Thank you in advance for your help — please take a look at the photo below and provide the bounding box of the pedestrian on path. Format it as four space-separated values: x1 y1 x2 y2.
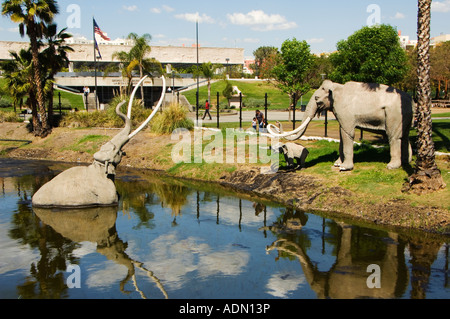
202 100 212 120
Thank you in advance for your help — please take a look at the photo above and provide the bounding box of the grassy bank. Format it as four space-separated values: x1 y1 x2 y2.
182 79 314 110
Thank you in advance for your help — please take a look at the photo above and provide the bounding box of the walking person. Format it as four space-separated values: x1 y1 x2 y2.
202 100 212 120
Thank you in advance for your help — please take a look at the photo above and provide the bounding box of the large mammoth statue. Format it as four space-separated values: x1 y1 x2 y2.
268 80 414 171
32 76 166 207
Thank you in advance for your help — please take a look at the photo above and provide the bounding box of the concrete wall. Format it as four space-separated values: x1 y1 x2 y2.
0 41 244 65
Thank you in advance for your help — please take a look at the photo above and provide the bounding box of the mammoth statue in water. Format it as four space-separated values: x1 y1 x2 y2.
268 80 414 171
32 76 166 207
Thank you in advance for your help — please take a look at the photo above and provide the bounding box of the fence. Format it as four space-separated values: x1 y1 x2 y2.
192 92 331 138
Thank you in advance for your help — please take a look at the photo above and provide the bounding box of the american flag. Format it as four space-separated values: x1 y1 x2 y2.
93 19 110 41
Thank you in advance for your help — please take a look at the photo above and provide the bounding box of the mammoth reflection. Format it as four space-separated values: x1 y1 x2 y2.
264 207 445 299
33 206 168 299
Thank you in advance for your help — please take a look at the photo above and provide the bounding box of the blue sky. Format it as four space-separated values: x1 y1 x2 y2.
1 0 449 58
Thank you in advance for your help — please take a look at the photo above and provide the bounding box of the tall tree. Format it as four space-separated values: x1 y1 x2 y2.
200 62 219 103
113 33 162 104
1 49 34 118
271 38 315 106
40 24 73 125
252 46 278 78
329 24 408 86
407 0 446 194
430 41 450 99
2 0 59 137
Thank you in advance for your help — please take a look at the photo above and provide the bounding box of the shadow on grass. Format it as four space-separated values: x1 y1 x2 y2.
305 141 415 175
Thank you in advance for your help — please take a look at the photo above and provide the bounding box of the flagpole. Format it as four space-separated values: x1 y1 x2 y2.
196 20 199 124
93 17 98 111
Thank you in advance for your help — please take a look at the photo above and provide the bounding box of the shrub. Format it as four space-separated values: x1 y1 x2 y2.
150 103 194 134
59 95 153 128
0 110 21 123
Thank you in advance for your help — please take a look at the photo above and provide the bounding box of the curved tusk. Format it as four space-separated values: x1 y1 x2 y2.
128 76 166 139
267 117 312 138
127 75 149 119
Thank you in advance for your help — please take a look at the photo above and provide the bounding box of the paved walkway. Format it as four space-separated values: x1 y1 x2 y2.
189 109 449 123
189 110 336 123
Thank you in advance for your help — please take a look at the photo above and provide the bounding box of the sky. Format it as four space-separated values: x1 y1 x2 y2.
1 0 449 58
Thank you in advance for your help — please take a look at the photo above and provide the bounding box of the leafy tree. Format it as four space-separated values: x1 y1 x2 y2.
396 47 418 93
259 50 279 80
430 41 450 99
329 24 408 86
308 54 334 88
406 0 445 194
2 0 59 137
252 46 278 78
271 38 315 105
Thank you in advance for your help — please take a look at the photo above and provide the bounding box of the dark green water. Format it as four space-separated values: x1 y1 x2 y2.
0 158 448 299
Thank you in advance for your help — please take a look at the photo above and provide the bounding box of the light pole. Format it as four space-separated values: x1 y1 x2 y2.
226 58 230 79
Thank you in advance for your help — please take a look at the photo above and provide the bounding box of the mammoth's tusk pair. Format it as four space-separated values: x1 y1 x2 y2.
127 75 167 139
267 117 312 138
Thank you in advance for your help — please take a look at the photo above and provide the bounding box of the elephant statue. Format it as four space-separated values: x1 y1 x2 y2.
32 75 166 207
268 80 414 171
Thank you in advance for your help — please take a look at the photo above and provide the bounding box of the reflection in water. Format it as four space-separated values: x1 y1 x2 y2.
264 207 446 299
33 207 168 299
0 159 448 299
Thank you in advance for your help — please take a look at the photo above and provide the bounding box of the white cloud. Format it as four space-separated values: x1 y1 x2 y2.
227 10 297 31
393 12 405 19
432 0 450 12
151 5 175 14
162 5 175 13
307 38 325 44
123 5 138 12
8 27 19 33
175 12 214 24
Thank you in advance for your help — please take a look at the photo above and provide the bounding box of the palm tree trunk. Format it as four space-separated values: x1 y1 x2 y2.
139 64 145 106
406 0 446 194
28 24 50 137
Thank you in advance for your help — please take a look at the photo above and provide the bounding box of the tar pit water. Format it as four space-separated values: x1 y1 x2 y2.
0 158 448 299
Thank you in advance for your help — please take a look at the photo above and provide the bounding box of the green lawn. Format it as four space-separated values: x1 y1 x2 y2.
1 75 83 113
182 79 313 110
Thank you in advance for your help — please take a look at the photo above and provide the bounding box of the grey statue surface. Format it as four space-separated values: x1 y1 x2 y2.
32 76 166 207
268 80 414 171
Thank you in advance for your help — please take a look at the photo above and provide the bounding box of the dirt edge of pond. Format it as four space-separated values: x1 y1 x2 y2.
1 123 449 236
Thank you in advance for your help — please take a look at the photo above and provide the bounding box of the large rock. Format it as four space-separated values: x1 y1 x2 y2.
32 163 118 207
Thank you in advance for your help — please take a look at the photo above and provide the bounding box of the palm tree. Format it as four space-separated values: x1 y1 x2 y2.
112 50 138 96
1 48 38 128
200 62 219 103
2 0 59 137
127 33 162 105
113 33 162 103
407 0 446 193
40 24 73 124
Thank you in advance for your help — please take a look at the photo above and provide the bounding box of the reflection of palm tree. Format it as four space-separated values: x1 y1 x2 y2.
154 183 191 218
10 198 75 299
34 206 168 299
